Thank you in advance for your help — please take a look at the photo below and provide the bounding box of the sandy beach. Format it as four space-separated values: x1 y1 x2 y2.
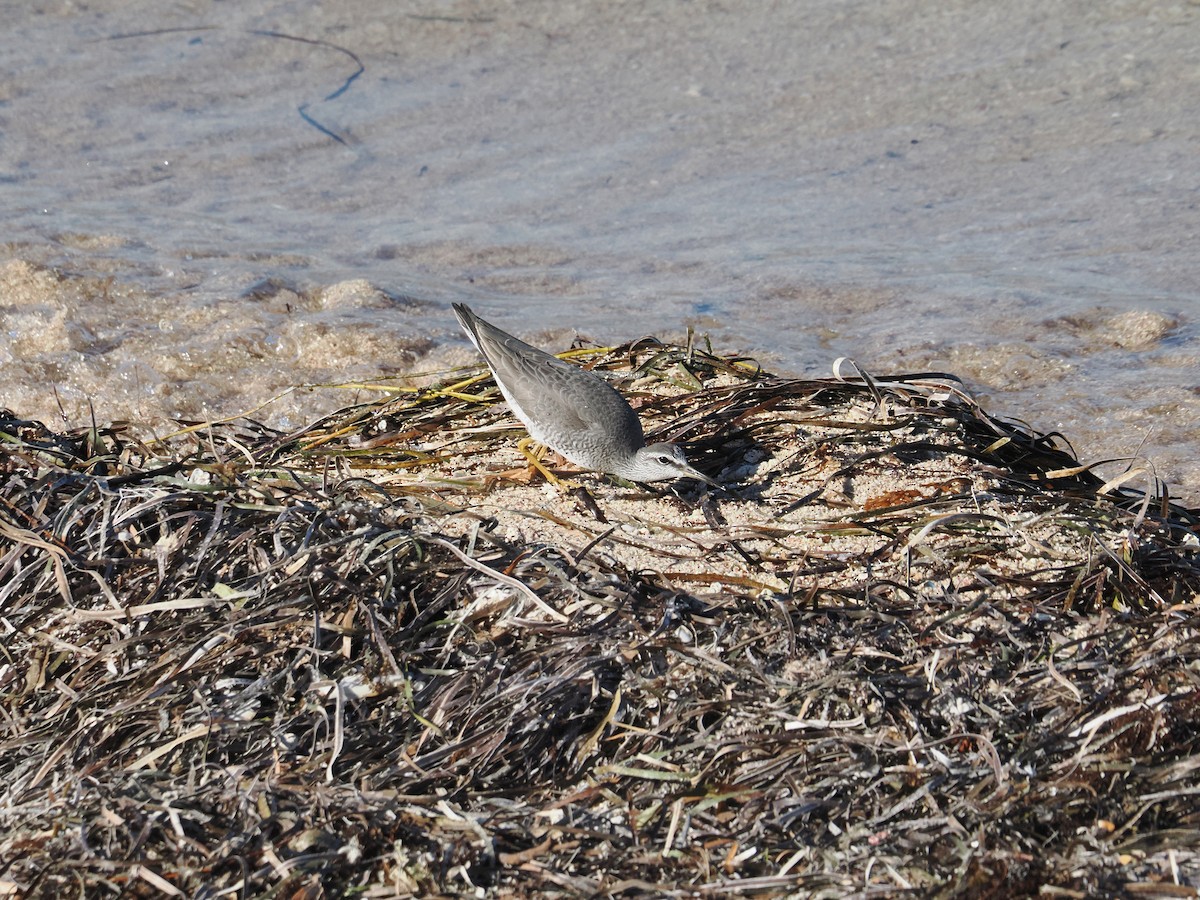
3 2 1200 895
2 335 1198 896
2 0 1198 501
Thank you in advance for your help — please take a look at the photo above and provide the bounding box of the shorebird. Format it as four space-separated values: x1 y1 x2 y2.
453 303 717 486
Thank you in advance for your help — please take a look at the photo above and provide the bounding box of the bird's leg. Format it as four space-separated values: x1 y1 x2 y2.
517 438 582 491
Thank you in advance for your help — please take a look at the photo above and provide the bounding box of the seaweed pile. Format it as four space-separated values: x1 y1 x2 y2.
2 339 1198 898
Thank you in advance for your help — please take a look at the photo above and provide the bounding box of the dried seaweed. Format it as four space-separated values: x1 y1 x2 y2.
2 341 1198 898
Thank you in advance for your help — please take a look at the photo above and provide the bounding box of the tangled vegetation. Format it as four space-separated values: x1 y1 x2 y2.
2 339 1198 897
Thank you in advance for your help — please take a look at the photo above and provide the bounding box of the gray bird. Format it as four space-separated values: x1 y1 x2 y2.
453 303 717 485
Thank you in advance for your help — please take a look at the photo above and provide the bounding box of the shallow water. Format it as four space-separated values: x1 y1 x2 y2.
3 1 1198 500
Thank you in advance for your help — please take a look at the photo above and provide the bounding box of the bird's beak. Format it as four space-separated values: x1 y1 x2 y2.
682 465 722 489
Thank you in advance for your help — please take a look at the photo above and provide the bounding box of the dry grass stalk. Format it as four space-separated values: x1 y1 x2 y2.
1 339 1198 898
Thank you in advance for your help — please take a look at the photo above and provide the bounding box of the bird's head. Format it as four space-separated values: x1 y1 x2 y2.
621 442 719 486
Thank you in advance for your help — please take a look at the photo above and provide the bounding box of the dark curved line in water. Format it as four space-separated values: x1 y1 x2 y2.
249 29 365 145
104 26 364 146
297 102 348 147
248 29 365 103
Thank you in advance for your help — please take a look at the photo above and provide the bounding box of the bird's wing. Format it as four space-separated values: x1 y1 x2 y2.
454 303 644 444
